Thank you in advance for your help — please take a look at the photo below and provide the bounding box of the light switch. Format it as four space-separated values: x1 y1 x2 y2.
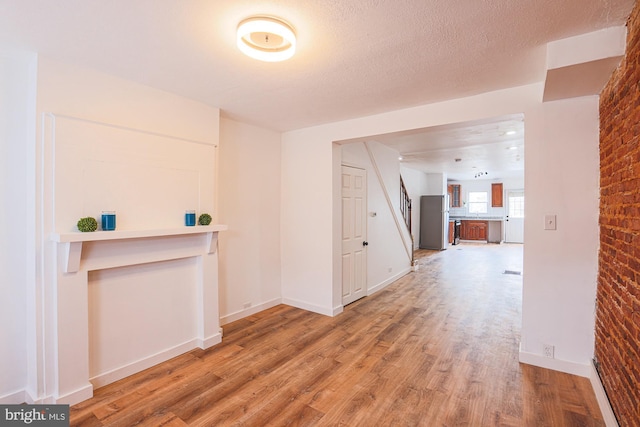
544 214 557 230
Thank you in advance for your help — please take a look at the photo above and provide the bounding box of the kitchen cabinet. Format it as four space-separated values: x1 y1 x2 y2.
448 184 462 208
448 221 454 244
491 183 503 207
461 220 488 241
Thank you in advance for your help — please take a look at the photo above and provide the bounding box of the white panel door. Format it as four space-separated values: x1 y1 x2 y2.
342 165 367 306
505 190 524 243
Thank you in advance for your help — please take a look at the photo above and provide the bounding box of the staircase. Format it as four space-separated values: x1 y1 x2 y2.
400 176 414 265
400 176 412 233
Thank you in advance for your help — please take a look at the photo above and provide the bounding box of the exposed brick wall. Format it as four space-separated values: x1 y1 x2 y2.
597 2 640 426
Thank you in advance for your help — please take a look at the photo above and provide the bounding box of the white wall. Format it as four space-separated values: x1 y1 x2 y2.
341 142 412 295
282 83 600 376
218 118 282 324
520 95 600 375
281 135 335 315
425 173 448 195
0 50 37 403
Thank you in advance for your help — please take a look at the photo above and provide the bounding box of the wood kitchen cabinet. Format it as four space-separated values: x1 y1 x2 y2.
461 220 488 241
448 221 454 244
491 183 503 207
447 184 462 208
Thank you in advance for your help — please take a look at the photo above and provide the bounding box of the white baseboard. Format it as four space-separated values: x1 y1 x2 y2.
518 346 591 377
368 267 412 296
518 347 620 425
0 389 29 404
277 267 412 318
54 383 94 405
16 335 224 406
281 298 335 317
23 388 58 405
1 385 93 406
332 305 344 316
220 298 282 325
590 361 619 427
196 332 222 350
89 339 201 389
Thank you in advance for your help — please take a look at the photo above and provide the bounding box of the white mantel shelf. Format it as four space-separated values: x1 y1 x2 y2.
50 224 228 273
51 224 228 243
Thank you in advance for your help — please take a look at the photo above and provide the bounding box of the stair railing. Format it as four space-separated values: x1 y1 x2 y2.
400 176 412 233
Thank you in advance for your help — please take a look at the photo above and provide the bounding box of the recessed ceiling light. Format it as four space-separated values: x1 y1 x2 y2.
508 146 518 150
398 156 403 160
237 16 296 62
506 130 517 136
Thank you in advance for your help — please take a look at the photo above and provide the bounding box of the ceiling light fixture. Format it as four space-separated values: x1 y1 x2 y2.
237 16 296 62
506 130 517 136
474 171 488 179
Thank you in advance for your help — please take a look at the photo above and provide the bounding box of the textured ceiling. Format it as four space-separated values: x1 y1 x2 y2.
0 0 635 181
0 0 634 132
369 114 526 181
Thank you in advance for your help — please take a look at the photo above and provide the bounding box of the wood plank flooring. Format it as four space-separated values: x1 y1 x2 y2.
70 243 604 426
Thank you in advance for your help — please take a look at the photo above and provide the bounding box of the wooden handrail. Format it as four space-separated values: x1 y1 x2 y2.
400 176 412 233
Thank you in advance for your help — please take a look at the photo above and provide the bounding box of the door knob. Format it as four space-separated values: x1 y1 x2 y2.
362 241 369 246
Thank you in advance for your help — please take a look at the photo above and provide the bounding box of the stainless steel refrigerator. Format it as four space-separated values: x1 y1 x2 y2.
419 195 449 250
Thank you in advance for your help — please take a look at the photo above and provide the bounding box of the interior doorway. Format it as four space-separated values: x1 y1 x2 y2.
341 165 368 305
505 189 524 243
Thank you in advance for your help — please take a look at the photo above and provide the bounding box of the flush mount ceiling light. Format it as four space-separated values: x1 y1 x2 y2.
237 16 296 62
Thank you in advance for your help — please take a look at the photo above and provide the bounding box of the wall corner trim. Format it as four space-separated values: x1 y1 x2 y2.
281 298 335 317
590 361 620 427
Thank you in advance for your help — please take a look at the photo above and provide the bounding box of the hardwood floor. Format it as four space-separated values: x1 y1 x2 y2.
70 243 604 426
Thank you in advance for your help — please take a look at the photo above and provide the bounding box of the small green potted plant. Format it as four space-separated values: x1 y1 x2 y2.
198 213 212 226
77 217 98 232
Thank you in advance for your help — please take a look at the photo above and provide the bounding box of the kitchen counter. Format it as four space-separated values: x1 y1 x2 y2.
450 216 504 221
452 217 503 243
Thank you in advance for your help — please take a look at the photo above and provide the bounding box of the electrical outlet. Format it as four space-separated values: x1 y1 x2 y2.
543 344 555 358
